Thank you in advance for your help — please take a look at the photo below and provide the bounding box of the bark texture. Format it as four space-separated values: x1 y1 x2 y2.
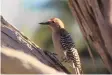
69 0 112 73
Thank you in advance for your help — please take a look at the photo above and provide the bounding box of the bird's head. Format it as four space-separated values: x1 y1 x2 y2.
39 18 64 32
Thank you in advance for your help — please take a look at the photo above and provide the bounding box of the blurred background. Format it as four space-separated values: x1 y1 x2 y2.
1 0 109 74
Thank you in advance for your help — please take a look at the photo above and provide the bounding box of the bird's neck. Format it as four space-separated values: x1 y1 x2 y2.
51 27 65 33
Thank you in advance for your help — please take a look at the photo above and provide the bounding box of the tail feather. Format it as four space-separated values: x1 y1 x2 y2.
72 61 83 74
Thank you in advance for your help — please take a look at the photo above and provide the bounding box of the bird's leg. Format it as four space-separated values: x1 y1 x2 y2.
61 51 71 63
60 51 67 62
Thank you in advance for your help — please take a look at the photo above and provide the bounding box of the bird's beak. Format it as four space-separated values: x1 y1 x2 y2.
39 21 50 25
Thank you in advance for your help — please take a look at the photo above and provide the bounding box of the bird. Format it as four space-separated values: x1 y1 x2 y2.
39 18 82 74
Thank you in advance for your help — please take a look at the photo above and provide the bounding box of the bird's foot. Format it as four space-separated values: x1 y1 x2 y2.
60 56 71 63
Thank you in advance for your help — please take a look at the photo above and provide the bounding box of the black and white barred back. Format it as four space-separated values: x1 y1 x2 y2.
60 28 82 73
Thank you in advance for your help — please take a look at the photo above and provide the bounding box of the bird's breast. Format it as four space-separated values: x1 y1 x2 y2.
52 32 65 60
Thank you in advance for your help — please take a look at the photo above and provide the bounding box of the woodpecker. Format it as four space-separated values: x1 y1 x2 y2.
39 18 82 74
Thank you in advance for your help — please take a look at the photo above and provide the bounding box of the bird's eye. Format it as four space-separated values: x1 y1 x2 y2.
52 21 55 23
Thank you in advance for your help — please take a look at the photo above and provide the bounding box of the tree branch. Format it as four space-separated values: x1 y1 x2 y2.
68 0 112 73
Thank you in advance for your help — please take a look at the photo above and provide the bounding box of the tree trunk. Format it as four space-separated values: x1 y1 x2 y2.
1 16 70 74
69 0 112 73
